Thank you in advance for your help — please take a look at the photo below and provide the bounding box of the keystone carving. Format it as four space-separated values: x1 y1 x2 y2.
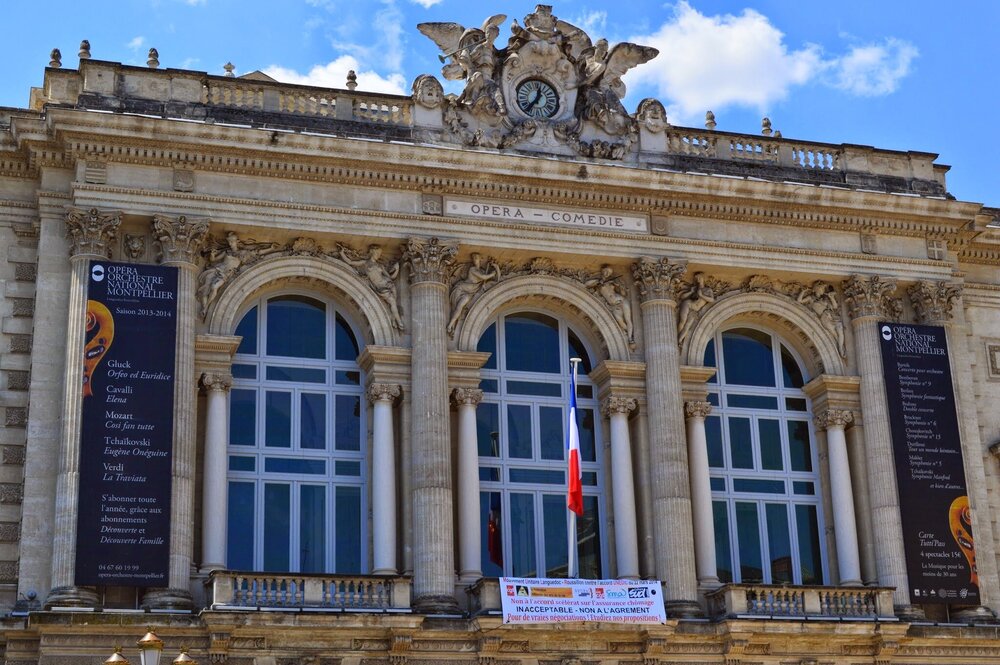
153 214 210 264
908 280 962 324
66 207 121 258
631 256 686 303
843 274 902 322
684 400 712 419
196 232 282 317
337 243 405 330
814 409 854 431
403 236 458 284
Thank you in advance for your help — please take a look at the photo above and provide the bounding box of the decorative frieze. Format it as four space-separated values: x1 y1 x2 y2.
153 214 210 264
842 274 902 321
631 256 686 303
815 409 854 431
404 236 458 284
368 383 402 404
684 400 713 419
65 207 121 258
908 280 962 324
173 168 195 192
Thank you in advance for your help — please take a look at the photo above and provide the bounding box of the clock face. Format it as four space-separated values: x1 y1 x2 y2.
516 79 559 119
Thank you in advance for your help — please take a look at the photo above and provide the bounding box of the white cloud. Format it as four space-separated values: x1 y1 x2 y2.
830 38 918 96
184 0 207 5
263 55 407 95
409 0 442 7
628 2 821 122
627 2 917 123
571 10 607 36
330 0 405 73
127 36 146 51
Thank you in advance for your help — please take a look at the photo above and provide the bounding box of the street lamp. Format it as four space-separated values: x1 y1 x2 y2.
137 630 164 665
105 647 130 665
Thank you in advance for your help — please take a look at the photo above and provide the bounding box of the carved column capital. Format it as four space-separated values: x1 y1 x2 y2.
451 387 484 407
367 383 402 404
201 372 233 392
908 280 962 324
153 214 210 265
684 400 713 420
66 207 121 258
631 256 687 303
814 408 854 431
602 395 637 418
404 236 458 284
842 274 902 321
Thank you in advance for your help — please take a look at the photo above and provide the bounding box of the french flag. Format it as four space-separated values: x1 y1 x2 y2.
566 367 583 517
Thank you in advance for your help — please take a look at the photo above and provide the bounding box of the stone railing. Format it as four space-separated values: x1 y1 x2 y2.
705 584 896 620
467 577 502 615
207 570 411 611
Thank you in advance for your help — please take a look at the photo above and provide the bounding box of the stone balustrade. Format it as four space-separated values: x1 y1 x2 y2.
705 584 896 620
207 570 411 611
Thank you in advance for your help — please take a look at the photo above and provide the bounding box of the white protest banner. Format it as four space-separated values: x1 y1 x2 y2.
499 578 667 625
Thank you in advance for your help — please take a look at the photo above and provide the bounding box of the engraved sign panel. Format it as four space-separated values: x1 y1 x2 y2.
446 199 648 233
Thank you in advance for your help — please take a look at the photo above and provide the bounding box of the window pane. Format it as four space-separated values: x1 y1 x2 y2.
300 485 326 573
713 500 732 583
788 421 812 472
335 486 362 573
542 494 568 577
479 379 498 393
264 458 326 475
567 328 592 374
335 370 360 385
334 313 359 361
265 366 326 383
507 404 532 459
781 345 805 388
704 338 717 383
510 493 537 577
509 469 564 484
232 364 256 379
477 402 501 457
507 380 561 397
722 329 775 387
793 481 815 495
335 395 361 451
785 398 808 412
733 479 785 494
706 416 724 468
759 419 783 470
796 504 823 584
335 461 361 476
235 306 258 355
736 502 763 583
578 495 602 579
230 389 256 446
765 503 792 583
577 408 596 462
265 391 291 448
539 406 564 460
729 417 753 469
227 482 255 570
727 394 779 410
505 313 560 373
481 491 504 576
229 456 255 472
479 467 500 482
266 296 326 359
263 483 290 572
300 393 326 449
477 323 497 369
710 477 725 492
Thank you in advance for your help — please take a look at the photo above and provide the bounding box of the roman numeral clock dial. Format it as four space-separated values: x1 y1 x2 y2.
516 79 559 119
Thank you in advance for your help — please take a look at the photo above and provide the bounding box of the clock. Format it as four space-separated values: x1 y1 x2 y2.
515 79 559 119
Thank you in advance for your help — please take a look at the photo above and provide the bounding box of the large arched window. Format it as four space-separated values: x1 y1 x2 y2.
475 311 605 578
704 327 827 585
226 293 366 573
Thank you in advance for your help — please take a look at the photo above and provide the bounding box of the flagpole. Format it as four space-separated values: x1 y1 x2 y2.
568 357 581 579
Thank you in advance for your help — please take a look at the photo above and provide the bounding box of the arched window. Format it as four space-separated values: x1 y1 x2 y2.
226 294 366 573
475 311 605 578
704 327 827 585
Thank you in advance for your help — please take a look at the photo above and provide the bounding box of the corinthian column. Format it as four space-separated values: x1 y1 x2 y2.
403 237 459 612
842 274 920 617
684 400 719 588
368 382 401 575
47 208 121 608
200 372 232 572
453 387 484 582
137 215 208 610
909 281 1000 622
603 395 639 579
814 409 861 586
631 256 700 617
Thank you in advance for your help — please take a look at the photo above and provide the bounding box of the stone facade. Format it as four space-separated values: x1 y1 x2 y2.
2 6 1000 665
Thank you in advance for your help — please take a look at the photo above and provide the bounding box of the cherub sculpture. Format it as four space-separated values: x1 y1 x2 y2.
337 244 404 331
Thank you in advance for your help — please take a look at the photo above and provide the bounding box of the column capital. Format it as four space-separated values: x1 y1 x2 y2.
451 387 483 407
684 400 713 420
842 274 902 321
907 280 962 325
602 395 637 418
66 207 121 258
368 382 402 404
201 372 233 392
152 214 210 265
631 256 687 303
815 408 854 431
404 236 458 284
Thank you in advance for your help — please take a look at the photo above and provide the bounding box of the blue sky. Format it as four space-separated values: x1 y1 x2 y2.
3 1 997 206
